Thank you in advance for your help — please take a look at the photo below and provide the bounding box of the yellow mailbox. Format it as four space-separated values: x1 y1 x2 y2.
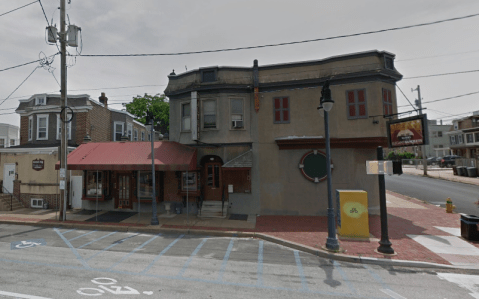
336 190 369 238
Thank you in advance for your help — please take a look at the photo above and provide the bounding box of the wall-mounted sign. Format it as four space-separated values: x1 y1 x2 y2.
298 150 331 183
387 114 429 148
32 159 44 171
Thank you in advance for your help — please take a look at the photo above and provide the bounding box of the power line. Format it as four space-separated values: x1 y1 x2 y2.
73 12 479 57
0 54 58 72
395 84 417 111
68 84 165 92
398 90 479 107
0 66 40 107
0 1 37 18
38 0 61 53
396 49 479 62
403 69 479 79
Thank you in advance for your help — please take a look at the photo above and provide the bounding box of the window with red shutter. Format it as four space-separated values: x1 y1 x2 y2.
382 88 393 117
273 97 290 123
346 89 367 119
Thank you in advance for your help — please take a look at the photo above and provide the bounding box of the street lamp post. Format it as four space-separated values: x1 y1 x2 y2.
319 80 340 251
146 111 159 225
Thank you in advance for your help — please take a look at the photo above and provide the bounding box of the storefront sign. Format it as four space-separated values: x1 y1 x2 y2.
32 159 44 171
387 114 429 148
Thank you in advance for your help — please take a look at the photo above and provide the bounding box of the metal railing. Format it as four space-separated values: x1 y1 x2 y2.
1 185 14 211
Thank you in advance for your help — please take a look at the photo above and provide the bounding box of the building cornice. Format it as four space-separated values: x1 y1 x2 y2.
275 137 388 150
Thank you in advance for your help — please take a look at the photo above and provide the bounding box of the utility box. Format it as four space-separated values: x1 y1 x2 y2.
336 190 369 238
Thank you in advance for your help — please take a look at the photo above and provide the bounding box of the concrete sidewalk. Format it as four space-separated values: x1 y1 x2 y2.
403 166 479 186
1 190 478 271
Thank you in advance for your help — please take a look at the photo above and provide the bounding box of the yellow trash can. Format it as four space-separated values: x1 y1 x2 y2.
336 190 369 238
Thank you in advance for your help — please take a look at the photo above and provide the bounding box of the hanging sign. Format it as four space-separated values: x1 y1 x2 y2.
32 159 44 171
387 114 429 148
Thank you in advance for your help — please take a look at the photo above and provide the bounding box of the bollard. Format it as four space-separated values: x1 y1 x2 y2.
446 198 456 213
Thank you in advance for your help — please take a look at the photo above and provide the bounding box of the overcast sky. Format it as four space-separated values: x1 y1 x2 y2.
1 0 479 127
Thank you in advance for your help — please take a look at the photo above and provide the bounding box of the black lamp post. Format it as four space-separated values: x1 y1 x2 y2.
145 111 159 225
319 80 340 251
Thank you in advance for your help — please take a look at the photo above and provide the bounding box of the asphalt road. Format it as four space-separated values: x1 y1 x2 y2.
0 224 478 299
385 174 479 215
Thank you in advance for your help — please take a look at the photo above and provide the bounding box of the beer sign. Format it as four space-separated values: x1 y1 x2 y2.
32 159 44 171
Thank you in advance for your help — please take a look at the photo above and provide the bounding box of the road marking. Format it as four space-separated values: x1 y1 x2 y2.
257 241 264 286
141 234 184 274
437 273 479 299
0 290 52 299
61 229 76 235
333 260 357 295
68 230 97 242
78 231 118 249
86 233 139 261
109 233 161 270
177 237 209 277
54 228 90 269
380 288 407 299
10 239 46 250
217 238 235 281
294 250 309 291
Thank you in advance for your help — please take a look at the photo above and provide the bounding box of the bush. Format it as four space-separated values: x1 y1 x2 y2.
387 152 415 160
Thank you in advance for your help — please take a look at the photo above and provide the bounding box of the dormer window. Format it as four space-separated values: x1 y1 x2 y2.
201 69 217 83
384 56 394 70
35 95 46 106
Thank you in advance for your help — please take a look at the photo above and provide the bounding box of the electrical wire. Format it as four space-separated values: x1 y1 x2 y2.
0 66 40 107
38 0 61 53
395 84 417 112
397 90 479 107
72 12 479 57
0 54 58 72
396 49 479 62
0 1 37 18
403 69 479 79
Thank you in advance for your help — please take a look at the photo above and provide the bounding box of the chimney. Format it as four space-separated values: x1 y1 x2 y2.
440 120 443 125
99 92 108 108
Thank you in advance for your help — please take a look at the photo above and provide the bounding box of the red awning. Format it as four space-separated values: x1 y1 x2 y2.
55 141 197 171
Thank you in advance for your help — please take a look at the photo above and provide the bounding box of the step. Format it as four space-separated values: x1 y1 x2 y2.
198 212 227 219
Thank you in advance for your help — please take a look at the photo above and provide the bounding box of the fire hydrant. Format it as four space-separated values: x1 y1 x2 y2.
446 198 456 213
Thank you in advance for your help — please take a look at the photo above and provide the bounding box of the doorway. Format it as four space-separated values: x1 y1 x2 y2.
71 176 82 209
3 163 15 193
117 173 132 209
203 162 222 201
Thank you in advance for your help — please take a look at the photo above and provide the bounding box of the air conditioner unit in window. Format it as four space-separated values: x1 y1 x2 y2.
31 198 44 209
232 120 243 128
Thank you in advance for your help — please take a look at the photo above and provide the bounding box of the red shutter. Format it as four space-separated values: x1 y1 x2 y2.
283 110 289 121
275 111 281 122
358 90 365 102
349 105 356 117
274 98 280 109
282 98 288 109
348 91 355 103
384 105 388 116
388 90 392 103
383 89 387 103
359 104 366 116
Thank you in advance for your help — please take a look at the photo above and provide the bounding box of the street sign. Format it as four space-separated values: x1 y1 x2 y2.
366 160 393 175
60 168 66 178
59 180 65 190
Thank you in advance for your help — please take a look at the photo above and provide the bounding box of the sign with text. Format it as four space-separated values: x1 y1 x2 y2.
366 161 393 175
32 159 44 171
387 114 429 148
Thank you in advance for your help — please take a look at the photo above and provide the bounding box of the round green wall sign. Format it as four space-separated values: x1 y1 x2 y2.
299 150 330 182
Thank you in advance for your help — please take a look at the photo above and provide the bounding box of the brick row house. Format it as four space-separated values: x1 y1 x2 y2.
0 92 153 210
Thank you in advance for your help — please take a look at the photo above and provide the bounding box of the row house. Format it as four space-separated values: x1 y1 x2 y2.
0 123 19 149
446 111 479 159
0 92 152 210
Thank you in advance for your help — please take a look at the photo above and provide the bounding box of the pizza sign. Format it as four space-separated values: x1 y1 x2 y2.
387 114 429 148
32 159 44 171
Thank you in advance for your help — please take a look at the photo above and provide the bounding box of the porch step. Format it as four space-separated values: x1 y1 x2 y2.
0 193 24 211
199 201 228 218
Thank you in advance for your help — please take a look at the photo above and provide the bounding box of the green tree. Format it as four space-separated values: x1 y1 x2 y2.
125 93 169 131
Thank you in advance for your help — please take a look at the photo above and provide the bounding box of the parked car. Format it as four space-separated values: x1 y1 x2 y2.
427 157 442 166
439 155 461 168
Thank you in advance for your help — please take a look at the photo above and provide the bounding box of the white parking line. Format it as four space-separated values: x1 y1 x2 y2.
381 288 407 299
0 290 52 299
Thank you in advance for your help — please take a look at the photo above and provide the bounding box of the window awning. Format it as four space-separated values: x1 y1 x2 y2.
55 141 197 171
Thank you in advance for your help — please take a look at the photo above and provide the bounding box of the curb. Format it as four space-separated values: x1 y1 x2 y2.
2 219 479 272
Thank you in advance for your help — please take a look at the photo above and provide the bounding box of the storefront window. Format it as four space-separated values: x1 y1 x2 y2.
86 171 102 197
182 172 197 191
138 172 153 198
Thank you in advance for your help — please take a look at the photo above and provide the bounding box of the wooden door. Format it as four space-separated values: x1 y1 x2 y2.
203 162 222 201
117 173 132 209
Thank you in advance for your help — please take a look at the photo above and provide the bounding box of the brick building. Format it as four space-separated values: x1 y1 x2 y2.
0 92 150 210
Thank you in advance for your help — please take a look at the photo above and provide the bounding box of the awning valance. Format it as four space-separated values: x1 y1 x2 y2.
55 141 197 171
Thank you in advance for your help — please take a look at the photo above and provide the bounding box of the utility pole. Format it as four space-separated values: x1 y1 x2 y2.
59 0 68 220
413 85 427 176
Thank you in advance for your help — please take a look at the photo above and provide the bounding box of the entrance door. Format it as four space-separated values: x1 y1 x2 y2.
204 162 222 201
3 163 15 193
71 176 82 209
117 174 132 209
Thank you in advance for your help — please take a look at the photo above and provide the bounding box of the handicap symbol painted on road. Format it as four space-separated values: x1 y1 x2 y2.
11 239 46 250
